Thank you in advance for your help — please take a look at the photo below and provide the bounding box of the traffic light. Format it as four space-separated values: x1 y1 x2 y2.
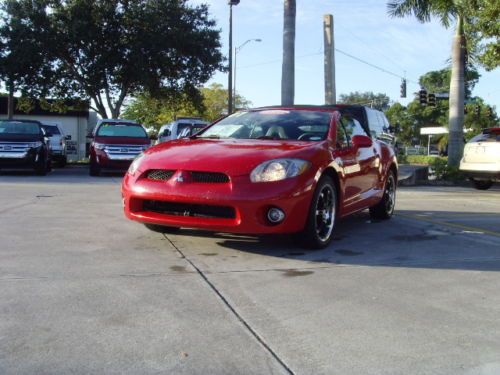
400 79 407 98
486 106 493 118
419 89 427 105
428 93 436 107
474 105 480 116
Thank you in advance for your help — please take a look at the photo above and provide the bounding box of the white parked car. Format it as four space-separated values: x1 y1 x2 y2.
41 122 69 167
460 127 500 190
157 118 208 144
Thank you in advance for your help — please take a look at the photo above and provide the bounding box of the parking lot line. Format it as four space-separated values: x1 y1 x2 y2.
397 213 500 237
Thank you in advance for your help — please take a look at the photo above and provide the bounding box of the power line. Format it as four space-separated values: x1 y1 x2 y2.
239 48 420 87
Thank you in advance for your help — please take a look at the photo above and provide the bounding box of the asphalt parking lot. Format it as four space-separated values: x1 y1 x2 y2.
1 167 499 375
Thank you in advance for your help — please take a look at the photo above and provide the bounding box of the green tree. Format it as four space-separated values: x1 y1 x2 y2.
1 0 224 118
419 67 479 98
0 0 53 118
467 0 499 71
338 91 391 111
387 0 468 166
122 83 251 129
281 0 296 106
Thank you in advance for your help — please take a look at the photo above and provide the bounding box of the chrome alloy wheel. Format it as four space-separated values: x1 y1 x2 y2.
315 184 336 242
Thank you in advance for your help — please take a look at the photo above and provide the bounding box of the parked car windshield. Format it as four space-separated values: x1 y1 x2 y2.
0 120 41 135
41 125 61 136
97 123 147 138
198 110 332 141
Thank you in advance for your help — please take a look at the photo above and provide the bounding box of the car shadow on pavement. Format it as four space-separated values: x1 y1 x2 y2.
170 209 500 272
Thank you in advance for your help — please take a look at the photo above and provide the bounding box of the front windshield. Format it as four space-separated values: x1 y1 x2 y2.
96 123 147 138
0 120 41 135
198 110 332 141
41 125 61 136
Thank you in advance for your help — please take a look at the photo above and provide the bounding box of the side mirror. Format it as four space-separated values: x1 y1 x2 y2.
351 135 373 149
65 135 72 140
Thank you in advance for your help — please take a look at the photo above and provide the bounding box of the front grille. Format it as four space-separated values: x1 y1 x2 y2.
147 169 175 181
143 200 236 219
190 171 229 183
0 142 31 153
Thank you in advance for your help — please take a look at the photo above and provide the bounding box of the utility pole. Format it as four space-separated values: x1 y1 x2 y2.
323 14 336 105
227 1 240 115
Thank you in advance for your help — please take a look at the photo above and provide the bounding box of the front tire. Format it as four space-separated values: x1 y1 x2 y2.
370 170 396 220
472 179 493 190
144 223 181 233
89 161 100 176
300 175 337 249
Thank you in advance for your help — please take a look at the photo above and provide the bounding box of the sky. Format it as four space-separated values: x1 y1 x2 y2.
190 0 499 110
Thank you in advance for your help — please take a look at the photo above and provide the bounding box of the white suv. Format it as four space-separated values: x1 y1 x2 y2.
157 118 208 144
460 128 500 190
41 122 68 167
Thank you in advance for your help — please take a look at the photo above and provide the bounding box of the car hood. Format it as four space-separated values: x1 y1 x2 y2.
0 134 44 142
141 138 323 176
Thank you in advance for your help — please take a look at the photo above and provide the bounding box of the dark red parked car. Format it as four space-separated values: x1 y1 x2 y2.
122 106 398 248
89 119 151 176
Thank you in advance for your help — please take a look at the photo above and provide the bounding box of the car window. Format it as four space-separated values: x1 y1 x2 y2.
470 131 500 143
0 121 41 135
97 123 147 138
335 121 350 148
199 110 331 141
41 125 61 136
340 115 367 140
161 127 171 137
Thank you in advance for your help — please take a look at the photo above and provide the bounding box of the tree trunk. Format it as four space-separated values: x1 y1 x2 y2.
7 81 15 120
281 0 296 106
447 16 465 167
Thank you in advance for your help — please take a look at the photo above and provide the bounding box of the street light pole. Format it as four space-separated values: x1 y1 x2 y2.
233 38 261 110
227 1 240 115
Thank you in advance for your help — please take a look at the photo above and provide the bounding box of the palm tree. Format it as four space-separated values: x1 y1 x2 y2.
388 0 467 167
281 0 296 106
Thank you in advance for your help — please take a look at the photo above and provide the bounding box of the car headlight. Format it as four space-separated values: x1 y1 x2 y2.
28 141 43 148
93 142 106 150
250 158 311 183
128 153 146 176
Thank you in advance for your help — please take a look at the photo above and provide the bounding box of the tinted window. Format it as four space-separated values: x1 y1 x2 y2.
97 123 147 138
340 115 368 140
0 121 40 135
41 125 61 136
199 110 332 141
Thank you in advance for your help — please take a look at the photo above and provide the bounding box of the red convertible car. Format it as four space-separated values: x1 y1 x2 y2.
122 106 398 248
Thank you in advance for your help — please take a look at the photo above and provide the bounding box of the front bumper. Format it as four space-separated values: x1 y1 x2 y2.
0 152 38 168
122 171 316 234
94 150 135 170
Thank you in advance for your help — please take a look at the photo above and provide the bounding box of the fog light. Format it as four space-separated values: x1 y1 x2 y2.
267 207 285 223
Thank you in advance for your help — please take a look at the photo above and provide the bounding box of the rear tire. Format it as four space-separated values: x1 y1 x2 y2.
472 179 493 190
299 175 337 249
369 170 396 220
144 223 181 233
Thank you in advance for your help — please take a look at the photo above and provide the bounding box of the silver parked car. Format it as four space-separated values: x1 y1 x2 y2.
41 122 69 167
460 127 500 190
